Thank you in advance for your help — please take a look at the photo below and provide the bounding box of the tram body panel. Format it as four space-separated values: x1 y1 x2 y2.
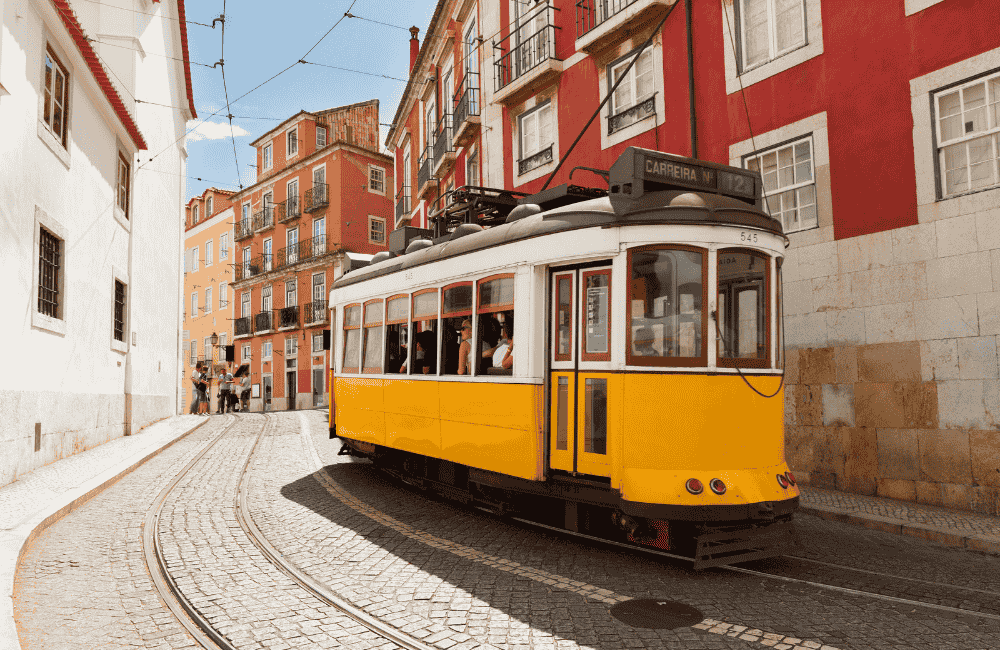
335 378 386 446
383 379 443 458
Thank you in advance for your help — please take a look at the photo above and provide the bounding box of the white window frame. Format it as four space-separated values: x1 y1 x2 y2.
287 127 299 158
220 282 228 308
313 332 324 353
241 291 251 318
192 204 199 223
242 344 251 362
286 279 297 308
242 202 251 223
111 268 128 353
206 196 213 216
743 136 818 235
192 245 199 271
368 215 386 245
263 339 273 360
220 233 229 260
191 292 198 318
312 272 326 304
32 206 68 335
934 70 1000 199
601 41 664 149
608 49 655 120
738 0 807 73
317 125 327 148
262 284 272 312
205 287 213 314
264 237 273 272
369 165 386 195
721 0 823 95
205 239 213 267
115 150 131 223
40 44 71 150
263 142 273 170
516 100 556 181
242 246 251 278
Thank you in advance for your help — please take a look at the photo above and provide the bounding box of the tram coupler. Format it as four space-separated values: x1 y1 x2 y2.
613 512 669 549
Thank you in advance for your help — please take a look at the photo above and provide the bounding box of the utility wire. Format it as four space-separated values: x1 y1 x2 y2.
299 60 407 82
86 36 217 68
81 0 215 27
217 2 243 190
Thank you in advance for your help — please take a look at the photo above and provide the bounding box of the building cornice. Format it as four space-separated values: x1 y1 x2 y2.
185 207 234 238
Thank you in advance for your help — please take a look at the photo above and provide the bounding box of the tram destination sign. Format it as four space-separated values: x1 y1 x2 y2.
641 154 717 192
610 148 759 203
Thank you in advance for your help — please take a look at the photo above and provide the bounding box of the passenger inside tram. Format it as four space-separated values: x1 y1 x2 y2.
629 248 704 361
403 329 437 375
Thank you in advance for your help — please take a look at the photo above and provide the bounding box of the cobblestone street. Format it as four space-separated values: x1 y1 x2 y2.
11 410 1000 650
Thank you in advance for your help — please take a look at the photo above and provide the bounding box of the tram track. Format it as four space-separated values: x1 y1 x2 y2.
142 412 438 650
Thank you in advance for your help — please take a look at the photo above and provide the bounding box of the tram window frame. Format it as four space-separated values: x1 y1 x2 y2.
476 274 515 376
776 257 784 369
385 294 410 375
441 281 474 375
580 268 612 363
361 299 385 374
553 272 574 363
626 245 708 368
409 288 440 376
342 303 362 374
717 248 771 369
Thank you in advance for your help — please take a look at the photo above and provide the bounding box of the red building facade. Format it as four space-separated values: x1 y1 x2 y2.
232 101 392 411
389 0 1000 514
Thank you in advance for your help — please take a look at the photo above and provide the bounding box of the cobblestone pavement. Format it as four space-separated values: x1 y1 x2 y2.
13 415 229 650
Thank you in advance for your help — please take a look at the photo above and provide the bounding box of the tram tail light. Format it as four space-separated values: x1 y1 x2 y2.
785 471 796 486
776 473 789 489
685 478 704 495
709 478 726 495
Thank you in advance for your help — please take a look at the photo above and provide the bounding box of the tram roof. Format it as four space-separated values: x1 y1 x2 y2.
334 189 784 290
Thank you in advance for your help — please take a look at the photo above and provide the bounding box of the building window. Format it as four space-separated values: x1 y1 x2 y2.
262 284 272 312
608 50 656 134
743 136 816 234
220 233 229 260
286 280 297 307
263 339 272 360
263 143 273 170
204 336 211 362
369 216 386 244
739 0 807 72
205 287 212 314
42 47 70 147
467 150 479 187
116 152 130 217
113 280 127 342
241 291 250 318
192 245 199 271
313 332 324 353
369 165 386 194
242 203 251 222
242 344 251 362
220 282 228 308
518 102 554 175
287 128 298 156
317 125 327 147
242 246 251 278
38 227 62 319
263 238 272 272
206 196 213 216
312 272 325 303
205 239 213 267
936 72 1000 197
191 292 198 317
190 340 197 365
192 204 199 223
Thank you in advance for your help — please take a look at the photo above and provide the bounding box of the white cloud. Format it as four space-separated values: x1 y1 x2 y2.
186 120 250 142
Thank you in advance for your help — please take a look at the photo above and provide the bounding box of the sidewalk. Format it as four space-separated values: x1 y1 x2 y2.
0 414 209 650
798 485 1000 555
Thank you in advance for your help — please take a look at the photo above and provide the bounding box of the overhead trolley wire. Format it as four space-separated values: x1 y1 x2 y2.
217 1 243 190
85 36 218 68
299 60 407 83
81 0 216 27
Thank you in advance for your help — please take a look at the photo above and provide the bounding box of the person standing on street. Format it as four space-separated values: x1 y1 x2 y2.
196 364 210 416
240 373 251 412
189 364 202 414
219 366 233 414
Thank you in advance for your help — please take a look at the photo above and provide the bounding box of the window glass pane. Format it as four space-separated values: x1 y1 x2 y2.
630 249 703 360
479 277 514 308
557 277 572 358
761 151 778 192
443 285 472 315
584 378 607 455
777 145 794 187
387 297 408 322
794 141 812 182
635 50 654 101
556 377 568 450
744 0 769 67
775 0 804 51
584 273 610 355
362 326 383 371
989 78 1000 128
943 143 969 195
413 292 438 319
344 329 361 370
718 251 768 362
344 305 361 328
478 309 514 375
364 301 382 325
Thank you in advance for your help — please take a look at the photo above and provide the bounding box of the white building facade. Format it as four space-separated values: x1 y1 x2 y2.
0 0 196 488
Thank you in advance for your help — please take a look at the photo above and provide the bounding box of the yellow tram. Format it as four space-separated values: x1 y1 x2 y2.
328 147 799 568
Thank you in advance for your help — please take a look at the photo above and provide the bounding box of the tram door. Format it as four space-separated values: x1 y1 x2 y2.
549 266 612 478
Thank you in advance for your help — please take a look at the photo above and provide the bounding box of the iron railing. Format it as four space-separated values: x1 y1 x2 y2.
275 240 301 268
252 206 274 232
276 196 300 222
275 235 334 270
396 186 411 221
235 219 253 241
454 71 481 126
518 144 554 176
235 316 252 337
305 183 328 212
254 311 273 333
608 94 656 134
235 255 267 282
434 113 455 164
277 305 300 329
577 0 641 38
305 300 328 324
495 3 557 92
417 147 433 192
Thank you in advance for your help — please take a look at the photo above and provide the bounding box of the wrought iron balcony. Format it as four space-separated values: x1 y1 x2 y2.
234 316 252 337
453 72 481 147
305 300 328 324
275 241 300 269
275 234 333 270
235 219 253 241
396 186 411 224
235 255 267 282
576 0 671 49
608 94 656 134
417 147 436 199
305 183 329 212
518 144 554 176
494 3 558 95
276 196 301 223
277 305 300 329
433 113 455 176
254 311 273 333
252 206 275 232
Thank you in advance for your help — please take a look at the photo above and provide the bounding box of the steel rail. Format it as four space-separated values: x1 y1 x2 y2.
235 415 439 650
142 413 242 650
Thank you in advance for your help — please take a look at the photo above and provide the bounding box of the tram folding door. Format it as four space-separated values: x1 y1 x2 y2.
549 266 613 479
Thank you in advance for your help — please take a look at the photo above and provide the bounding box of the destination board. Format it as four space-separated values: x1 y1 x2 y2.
640 153 717 192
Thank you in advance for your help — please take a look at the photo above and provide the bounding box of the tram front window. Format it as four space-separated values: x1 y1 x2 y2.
409 290 438 375
627 246 706 366
717 249 769 367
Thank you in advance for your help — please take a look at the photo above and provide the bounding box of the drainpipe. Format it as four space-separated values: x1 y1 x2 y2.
124 153 137 435
686 0 697 159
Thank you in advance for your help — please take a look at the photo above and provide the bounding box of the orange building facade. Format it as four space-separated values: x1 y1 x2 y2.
181 188 236 413
230 100 393 411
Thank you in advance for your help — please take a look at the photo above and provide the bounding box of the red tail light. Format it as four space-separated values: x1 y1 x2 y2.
785 471 796 486
776 473 789 488
709 478 726 495
686 478 704 495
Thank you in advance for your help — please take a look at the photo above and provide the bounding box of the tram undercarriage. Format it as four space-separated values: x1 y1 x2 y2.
337 439 798 570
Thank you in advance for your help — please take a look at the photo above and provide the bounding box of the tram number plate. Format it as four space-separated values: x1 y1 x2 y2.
740 231 759 244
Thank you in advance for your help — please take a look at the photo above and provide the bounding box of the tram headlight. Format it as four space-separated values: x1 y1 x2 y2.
776 473 789 489
685 478 704 495
785 471 796 486
709 478 727 495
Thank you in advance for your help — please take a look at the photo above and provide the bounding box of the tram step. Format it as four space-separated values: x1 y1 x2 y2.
692 520 797 570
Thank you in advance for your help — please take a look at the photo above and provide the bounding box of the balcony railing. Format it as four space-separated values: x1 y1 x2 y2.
235 219 253 241
275 235 334 270
276 196 301 222
518 144 554 176
495 4 557 92
433 113 454 167
235 255 267 282
252 206 275 232
396 186 411 223
417 147 434 195
254 311 273 333
608 94 656 134
234 316 252 337
277 305 300 329
305 183 329 212
454 71 481 127
305 300 328 324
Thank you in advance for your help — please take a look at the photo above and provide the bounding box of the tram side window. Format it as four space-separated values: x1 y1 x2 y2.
385 295 409 374
477 275 515 376
717 249 769 368
776 257 783 369
342 304 362 373
362 300 384 373
408 290 438 375
441 283 473 375
627 246 706 366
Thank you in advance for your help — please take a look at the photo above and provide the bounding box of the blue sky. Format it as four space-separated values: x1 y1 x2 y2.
180 0 436 199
